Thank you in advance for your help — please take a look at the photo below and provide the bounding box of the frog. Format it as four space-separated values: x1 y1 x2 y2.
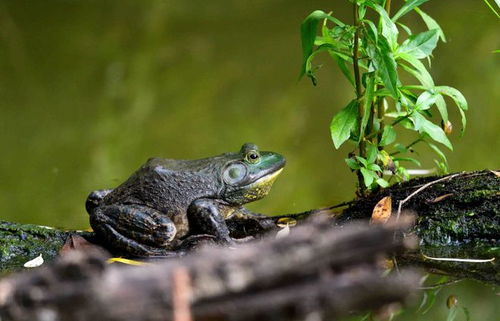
85 143 285 257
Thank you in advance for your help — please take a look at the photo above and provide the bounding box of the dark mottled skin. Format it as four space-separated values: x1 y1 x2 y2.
86 143 285 257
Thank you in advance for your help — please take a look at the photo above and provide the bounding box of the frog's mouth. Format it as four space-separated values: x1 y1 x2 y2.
241 168 283 201
248 168 283 188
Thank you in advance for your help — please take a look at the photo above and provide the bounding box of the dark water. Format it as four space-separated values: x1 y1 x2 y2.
0 0 498 319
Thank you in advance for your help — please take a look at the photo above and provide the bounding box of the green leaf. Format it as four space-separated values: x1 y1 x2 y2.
366 142 378 163
435 86 468 111
360 72 375 138
435 94 448 123
300 11 345 79
411 113 453 150
393 157 422 166
398 29 439 59
483 0 500 18
371 36 399 98
300 11 323 79
360 167 376 187
415 8 446 42
417 276 448 314
392 0 430 21
367 163 382 172
366 2 399 49
355 156 368 167
415 90 438 110
398 53 435 88
345 158 361 170
427 141 448 163
362 19 378 44
446 306 458 321
458 107 467 136
397 22 413 36
380 125 397 146
330 100 358 149
376 178 390 188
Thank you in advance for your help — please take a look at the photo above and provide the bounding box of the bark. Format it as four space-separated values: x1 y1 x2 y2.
0 218 419 321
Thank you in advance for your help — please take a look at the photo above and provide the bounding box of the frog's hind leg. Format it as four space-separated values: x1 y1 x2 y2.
89 204 178 257
85 189 113 214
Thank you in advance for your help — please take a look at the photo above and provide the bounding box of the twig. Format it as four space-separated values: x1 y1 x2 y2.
396 173 460 221
422 254 495 263
273 200 354 220
419 278 464 290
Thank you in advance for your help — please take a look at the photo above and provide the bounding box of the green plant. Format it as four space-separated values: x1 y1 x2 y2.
300 0 468 195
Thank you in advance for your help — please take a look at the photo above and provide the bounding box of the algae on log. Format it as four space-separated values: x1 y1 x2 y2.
337 170 499 246
0 222 91 273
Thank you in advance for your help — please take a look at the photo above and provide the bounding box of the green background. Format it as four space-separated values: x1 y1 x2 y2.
0 1 498 320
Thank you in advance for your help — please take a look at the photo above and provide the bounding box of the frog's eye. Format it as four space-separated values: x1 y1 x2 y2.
245 150 261 164
223 163 248 184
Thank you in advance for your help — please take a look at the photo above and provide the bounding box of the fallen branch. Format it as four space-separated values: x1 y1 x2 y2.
1 170 498 283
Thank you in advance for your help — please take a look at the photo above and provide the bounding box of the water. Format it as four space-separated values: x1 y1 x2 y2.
0 1 498 319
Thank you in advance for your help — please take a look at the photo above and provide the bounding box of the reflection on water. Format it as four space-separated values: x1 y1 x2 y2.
0 1 498 320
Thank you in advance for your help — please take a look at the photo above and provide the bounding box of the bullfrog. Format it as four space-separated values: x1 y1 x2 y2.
86 143 285 256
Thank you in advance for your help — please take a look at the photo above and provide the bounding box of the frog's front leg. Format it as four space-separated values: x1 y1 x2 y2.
187 199 235 245
89 204 178 257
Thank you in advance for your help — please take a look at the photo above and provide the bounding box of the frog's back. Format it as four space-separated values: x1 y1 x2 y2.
103 157 224 213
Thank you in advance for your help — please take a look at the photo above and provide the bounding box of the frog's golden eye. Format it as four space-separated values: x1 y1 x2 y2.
245 150 260 164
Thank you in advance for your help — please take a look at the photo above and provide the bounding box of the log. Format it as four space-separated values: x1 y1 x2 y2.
1 170 498 282
0 218 419 321
336 170 500 246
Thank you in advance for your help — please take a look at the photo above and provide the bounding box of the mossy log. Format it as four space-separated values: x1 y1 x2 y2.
1 170 498 281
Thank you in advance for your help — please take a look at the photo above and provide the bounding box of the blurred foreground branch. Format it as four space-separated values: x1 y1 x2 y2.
0 218 419 321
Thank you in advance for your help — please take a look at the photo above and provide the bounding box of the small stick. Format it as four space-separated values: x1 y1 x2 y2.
396 173 460 221
171 267 193 321
422 254 495 263
419 278 464 290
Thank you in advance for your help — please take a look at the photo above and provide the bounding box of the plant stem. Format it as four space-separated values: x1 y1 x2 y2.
353 7 362 100
365 113 410 141
378 1 390 149
377 97 385 146
385 0 392 13
353 2 366 194
390 138 423 156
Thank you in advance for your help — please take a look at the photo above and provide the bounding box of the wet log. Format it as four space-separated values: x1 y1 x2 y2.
1 170 498 281
0 219 419 321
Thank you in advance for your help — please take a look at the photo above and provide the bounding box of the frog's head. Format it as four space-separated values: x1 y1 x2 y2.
220 143 285 205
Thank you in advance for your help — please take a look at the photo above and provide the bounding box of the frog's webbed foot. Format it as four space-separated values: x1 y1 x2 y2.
85 189 113 214
225 207 276 239
89 204 178 257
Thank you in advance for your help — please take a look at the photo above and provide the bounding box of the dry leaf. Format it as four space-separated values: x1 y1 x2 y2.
59 234 107 256
370 196 392 224
490 170 500 177
23 254 44 268
107 257 149 266
429 193 453 203
275 224 291 239
446 295 458 308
